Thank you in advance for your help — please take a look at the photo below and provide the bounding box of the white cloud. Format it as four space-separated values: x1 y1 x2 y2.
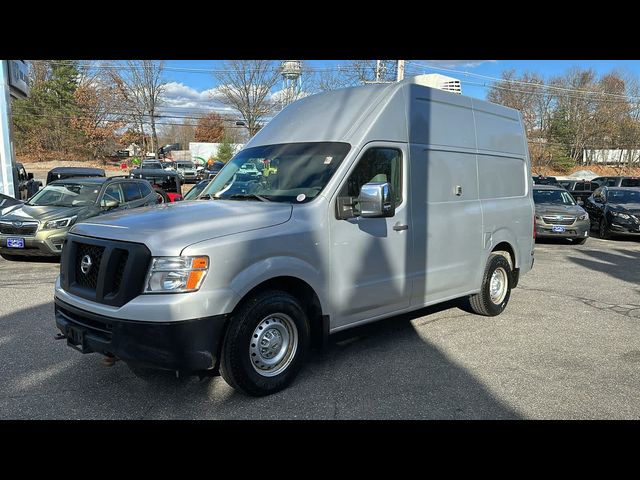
161 82 226 110
419 60 497 69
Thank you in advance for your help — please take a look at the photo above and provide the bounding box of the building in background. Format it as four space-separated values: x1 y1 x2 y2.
189 142 244 162
582 149 640 165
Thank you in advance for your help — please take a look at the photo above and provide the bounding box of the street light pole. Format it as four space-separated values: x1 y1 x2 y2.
397 60 405 81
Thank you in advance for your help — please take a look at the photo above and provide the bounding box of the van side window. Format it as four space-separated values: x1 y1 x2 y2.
340 147 402 207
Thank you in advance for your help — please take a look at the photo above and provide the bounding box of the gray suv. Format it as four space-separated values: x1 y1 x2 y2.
0 177 157 259
533 185 590 244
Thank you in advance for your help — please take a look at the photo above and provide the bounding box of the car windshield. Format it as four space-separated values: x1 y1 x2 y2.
184 181 210 200
178 162 194 169
201 142 351 203
26 182 100 207
607 189 640 204
620 178 640 187
138 175 179 192
533 189 576 205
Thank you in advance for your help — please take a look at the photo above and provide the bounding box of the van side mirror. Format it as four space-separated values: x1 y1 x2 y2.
358 182 395 218
101 198 119 209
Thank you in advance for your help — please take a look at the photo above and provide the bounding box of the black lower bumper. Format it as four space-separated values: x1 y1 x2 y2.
54 298 227 372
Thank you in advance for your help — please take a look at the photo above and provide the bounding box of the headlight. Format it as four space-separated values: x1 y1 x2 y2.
42 215 77 230
610 211 631 220
578 213 589 221
144 256 209 293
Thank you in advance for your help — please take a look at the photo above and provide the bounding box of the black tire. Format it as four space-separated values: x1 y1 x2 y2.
599 218 611 239
469 254 512 316
573 237 588 245
220 289 310 396
154 188 169 203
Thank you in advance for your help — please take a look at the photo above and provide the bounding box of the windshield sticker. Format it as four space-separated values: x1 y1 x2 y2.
324 156 333 164
296 194 306 202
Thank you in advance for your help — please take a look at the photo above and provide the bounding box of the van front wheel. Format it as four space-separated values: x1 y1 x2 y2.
220 290 310 396
469 254 512 316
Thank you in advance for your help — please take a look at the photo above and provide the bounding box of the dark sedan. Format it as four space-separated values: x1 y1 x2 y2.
583 187 640 239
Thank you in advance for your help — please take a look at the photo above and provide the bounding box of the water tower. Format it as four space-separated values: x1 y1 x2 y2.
280 60 302 108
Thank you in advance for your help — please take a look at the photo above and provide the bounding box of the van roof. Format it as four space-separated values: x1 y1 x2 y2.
246 77 524 156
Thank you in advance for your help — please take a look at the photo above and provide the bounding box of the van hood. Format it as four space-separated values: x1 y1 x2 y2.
70 200 293 256
0 203 91 223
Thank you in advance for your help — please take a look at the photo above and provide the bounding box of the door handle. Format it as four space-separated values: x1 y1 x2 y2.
393 224 408 231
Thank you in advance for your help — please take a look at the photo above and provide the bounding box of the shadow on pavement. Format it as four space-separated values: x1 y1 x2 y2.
566 248 640 285
0 300 521 420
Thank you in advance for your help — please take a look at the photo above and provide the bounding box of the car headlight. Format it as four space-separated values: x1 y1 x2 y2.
610 211 631 220
42 215 77 230
144 256 209 293
578 213 589 221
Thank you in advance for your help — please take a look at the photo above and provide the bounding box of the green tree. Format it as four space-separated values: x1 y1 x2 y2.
217 137 235 163
12 60 81 159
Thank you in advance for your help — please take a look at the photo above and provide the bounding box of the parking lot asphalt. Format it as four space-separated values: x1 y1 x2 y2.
1 235 639 419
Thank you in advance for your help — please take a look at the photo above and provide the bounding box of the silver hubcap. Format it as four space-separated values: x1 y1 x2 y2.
489 267 508 304
249 313 298 377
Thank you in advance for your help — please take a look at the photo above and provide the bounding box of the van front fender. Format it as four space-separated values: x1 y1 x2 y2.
228 256 328 314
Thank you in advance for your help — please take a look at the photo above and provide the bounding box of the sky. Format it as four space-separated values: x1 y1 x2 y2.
156 59 640 125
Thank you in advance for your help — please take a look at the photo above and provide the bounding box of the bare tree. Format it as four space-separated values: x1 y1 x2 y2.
214 60 282 137
107 60 166 155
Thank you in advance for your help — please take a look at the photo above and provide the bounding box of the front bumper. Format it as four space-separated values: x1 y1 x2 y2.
54 298 228 372
0 229 67 256
535 220 590 239
607 217 640 235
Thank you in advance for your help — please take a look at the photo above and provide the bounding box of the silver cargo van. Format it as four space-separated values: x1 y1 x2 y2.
54 77 535 396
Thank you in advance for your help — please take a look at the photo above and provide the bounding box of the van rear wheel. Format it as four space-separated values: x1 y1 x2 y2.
469 254 512 316
220 290 310 396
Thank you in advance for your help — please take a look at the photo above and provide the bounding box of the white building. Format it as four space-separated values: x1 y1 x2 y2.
582 149 640 165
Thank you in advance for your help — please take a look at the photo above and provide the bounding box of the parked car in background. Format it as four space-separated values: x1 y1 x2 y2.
141 161 164 170
160 161 175 171
533 185 589 244
591 176 640 188
182 179 210 201
1 193 23 213
203 161 225 179
175 161 198 183
558 180 599 205
532 175 558 185
129 168 183 203
0 176 157 259
15 162 42 200
583 186 640 239
237 161 260 179
46 167 105 186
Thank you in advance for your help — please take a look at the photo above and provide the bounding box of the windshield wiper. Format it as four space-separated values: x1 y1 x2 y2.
228 193 270 202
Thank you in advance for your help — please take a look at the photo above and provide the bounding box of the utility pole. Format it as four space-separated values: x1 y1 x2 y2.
396 60 405 81
376 60 381 82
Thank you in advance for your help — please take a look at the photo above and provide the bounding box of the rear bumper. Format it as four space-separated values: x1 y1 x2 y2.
54 298 228 372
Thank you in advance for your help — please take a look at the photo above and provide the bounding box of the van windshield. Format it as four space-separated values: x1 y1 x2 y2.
201 142 351 203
